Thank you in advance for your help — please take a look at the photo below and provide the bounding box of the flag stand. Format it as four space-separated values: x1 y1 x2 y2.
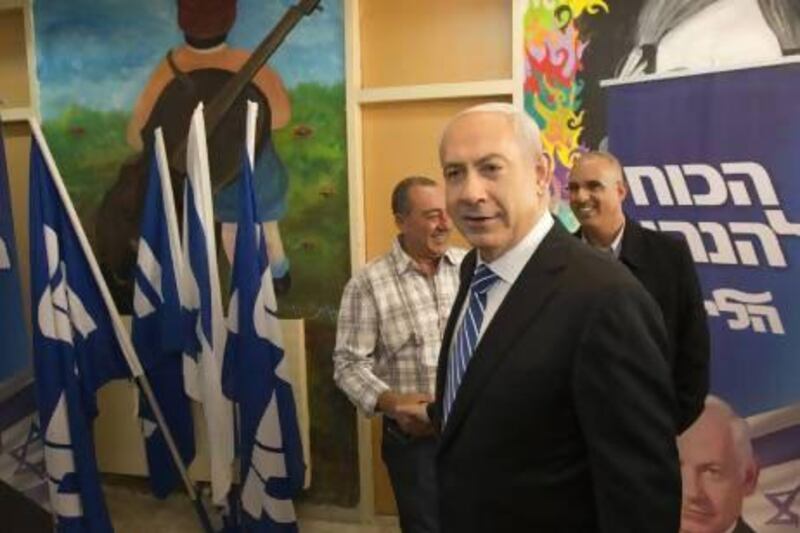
29 119 215 533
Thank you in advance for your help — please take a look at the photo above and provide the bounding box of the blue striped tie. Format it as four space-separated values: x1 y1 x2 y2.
443 264 499 424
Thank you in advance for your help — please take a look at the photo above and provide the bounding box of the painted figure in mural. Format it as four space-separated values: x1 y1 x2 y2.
127 0 292 287
679 396 760 533
568 151 710 433
96 0 295 308
333 177 464 533
407 102 680 532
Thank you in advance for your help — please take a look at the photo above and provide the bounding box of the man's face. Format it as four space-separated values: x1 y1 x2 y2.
395 184 451 262
567 157 626 237
440 112 550 262
678 410 757 533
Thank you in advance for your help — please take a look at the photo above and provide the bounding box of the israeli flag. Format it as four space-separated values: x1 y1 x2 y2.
131 129 195 499
0 123 30 380
742 404 800 531
181 103 234 505
29 122 141 532
223 102 305 531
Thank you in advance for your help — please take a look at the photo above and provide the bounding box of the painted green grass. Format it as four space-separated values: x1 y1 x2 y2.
42 82 359 507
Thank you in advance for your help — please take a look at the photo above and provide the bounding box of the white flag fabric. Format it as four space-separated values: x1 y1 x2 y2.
180 103 234 504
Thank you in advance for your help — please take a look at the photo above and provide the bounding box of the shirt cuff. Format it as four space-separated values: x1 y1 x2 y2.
361 381 391 416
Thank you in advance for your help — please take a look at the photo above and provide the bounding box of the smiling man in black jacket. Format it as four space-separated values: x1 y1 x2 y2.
568 150 710 432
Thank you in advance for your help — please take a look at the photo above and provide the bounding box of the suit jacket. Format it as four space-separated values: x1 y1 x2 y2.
432 221 681 533
732 517 756 533
614 217 710 431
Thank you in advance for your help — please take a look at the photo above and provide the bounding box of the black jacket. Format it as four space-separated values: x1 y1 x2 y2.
432 222 681 532
577 217 710 432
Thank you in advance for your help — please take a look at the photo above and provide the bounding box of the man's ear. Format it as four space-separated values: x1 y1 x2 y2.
536 152 553 193
394 213 405 232
618 178 628 202
743 460 760 496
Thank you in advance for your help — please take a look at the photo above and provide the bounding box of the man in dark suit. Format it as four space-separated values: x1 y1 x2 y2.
402 103 681 532
568 151 710 432
678 396 759 533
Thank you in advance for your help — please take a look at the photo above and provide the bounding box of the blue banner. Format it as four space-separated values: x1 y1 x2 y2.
608 61 800 532
608 62 800 418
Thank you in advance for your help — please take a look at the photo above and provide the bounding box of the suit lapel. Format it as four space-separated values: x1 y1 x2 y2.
438 223 571 453
618 216 647 272
434 250 475 432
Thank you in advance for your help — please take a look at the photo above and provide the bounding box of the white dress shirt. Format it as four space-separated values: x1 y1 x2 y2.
450 211 555 352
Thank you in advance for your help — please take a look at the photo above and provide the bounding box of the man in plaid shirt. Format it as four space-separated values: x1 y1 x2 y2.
334 176 464 533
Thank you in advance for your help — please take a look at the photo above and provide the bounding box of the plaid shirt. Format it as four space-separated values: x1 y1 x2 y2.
333 238 465 415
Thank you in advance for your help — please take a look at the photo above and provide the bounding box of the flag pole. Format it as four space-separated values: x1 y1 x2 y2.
28 119 214 533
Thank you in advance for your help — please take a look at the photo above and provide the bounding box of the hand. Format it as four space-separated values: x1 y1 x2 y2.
377 391 433 437
394 402 432 436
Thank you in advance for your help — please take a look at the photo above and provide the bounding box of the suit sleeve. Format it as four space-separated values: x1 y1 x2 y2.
673 239 710 432
573 281 681 533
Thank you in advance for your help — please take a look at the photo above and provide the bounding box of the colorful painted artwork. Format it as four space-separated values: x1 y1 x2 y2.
523 0 608 230
34 0 357 507
524 0 800 230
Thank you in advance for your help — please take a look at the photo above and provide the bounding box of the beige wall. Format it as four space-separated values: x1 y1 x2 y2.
0 8 30 107
1 5 34 336
360 0 511 88
2 121 32 335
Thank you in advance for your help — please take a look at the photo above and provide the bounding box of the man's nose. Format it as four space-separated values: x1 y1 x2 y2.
439 211 452 230
570 184 588 203
459 172 487 203
682 469 704 501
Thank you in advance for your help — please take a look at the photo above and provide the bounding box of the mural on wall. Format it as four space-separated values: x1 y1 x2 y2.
34 0 358 507
524 1 800 532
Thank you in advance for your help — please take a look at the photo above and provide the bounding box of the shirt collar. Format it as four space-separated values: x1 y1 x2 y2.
391 236 458 274
478 211 555 285
610 220 625 258
581 219 626 258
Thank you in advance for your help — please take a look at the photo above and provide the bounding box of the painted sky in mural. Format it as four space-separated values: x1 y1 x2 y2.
34 0 343 119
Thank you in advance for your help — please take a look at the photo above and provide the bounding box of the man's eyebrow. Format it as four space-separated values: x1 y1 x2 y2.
475 153 507 164
422 208 443 215
443 153 508 166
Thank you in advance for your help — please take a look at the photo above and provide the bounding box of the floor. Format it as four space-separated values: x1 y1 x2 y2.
104 476 401 533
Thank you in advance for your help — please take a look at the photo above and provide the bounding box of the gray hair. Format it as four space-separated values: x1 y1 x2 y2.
391 176 438 216
439 102 543 160
571 151 625 183
704 395 756 481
